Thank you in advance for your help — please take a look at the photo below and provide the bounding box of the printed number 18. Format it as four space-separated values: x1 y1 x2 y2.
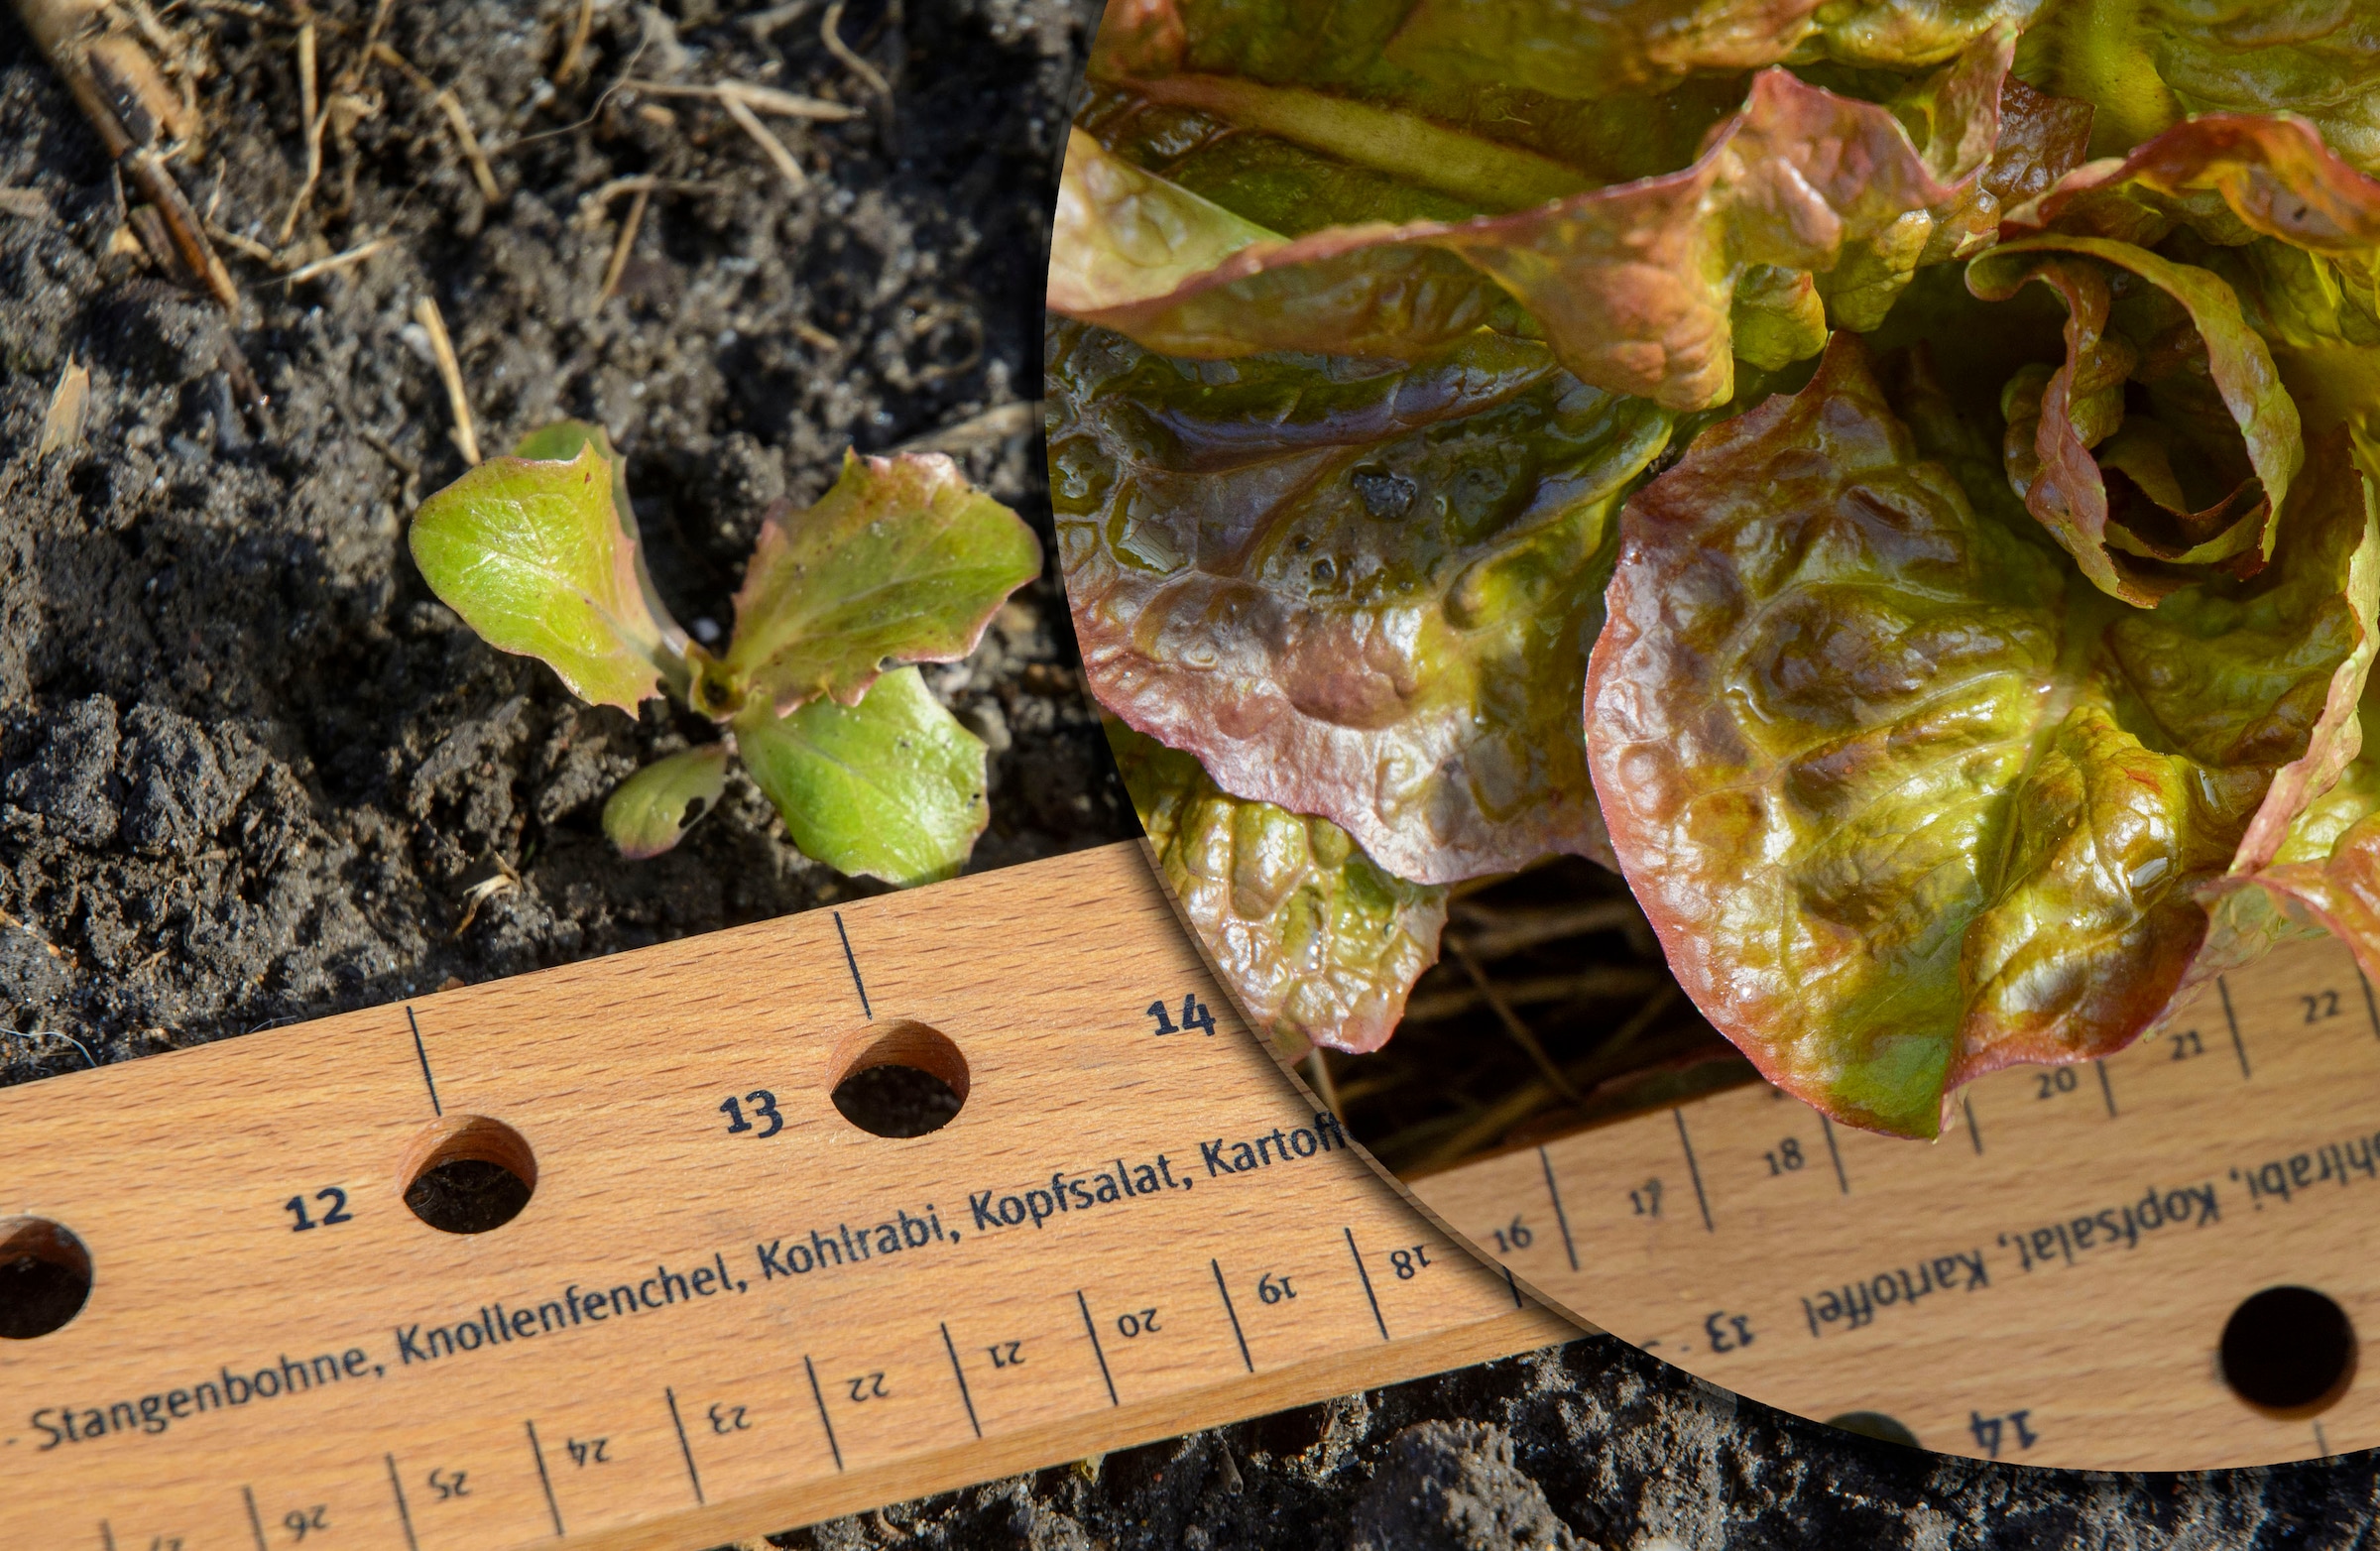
1147 995 1216 1036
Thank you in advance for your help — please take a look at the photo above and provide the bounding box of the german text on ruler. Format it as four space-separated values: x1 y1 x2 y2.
1415 929 2380 1472
0 846 1564 1551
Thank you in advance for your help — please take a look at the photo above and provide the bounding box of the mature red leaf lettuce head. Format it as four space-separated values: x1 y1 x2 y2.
1584 333 2377 1136
1046 0 2380 1124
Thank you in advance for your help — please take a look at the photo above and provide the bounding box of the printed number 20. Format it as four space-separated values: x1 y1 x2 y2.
1147 995 1216 1036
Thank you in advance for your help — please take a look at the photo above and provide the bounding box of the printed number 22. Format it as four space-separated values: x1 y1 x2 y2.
1147 995 1216 1036
285 1188 353 1233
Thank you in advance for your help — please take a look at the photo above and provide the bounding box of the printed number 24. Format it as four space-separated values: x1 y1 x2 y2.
1147 995 1216 1036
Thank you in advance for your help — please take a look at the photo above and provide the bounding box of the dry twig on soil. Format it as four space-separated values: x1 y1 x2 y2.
554 0 598 83
593 183 648 311
274 20 322 243
412 296 480 465
819 0 890 96
892 401 1039 453
720 92 808 193
283 234 391 285
625 76 859 120
13 0 241 313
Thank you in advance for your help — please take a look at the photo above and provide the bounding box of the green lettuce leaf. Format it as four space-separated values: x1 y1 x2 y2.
1584 333 2378 1136
410 441 690 713
735 667 989 887
2017 0 2380 167
1109 720 1449 1056
714 450 1042 719
1966 234 2304 604
1053 317 1669 885
1051 37 2015 411
601 744 731 859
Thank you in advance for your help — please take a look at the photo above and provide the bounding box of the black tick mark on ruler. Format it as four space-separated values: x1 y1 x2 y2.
803 1356 845 1471
1672 1111 1715 1233
2217 977 2253 1079
1078 1289 1123 1401
1345 1228 1389 1342
835 912 872 1020
665 1386 704 1503
525 1419 563 1536
241 1487 267 1551
387 1453 419 1551
407 1007 441 1118
941 1322 983 1438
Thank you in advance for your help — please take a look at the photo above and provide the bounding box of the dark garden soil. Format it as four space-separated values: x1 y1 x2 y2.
6 0 2380 1543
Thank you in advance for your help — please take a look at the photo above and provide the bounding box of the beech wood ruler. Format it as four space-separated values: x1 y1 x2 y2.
11 838 2380 1551
1415 928 2380 1472
0 844 1566 1551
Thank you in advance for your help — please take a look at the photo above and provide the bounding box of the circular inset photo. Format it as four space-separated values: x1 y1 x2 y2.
1046 0 2380 1471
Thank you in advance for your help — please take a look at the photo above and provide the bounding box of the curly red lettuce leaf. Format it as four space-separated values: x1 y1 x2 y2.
2003 113 2380 442
1110 720 1450 1057
1053 317 1671 884
1052 36 2017 411
2007 112 2380 273
1584 333 2378 1137
1966 234 2304 604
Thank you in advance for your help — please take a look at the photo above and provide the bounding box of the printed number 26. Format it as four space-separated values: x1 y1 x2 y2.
1147 995 1216 1036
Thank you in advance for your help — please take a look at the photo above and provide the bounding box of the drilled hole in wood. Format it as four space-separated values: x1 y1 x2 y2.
829 1020 968 1138
2221 1285 2357 1415
401 1116 537 1235
0 1218 92 1339
1826 1410 1920 1449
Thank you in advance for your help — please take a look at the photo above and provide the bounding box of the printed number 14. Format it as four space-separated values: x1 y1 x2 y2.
1147 995 1216 1036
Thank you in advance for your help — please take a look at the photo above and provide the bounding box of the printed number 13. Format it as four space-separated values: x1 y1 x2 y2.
1147 995 1217 1036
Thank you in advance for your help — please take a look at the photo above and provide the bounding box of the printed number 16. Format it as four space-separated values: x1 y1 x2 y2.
1147 995 1216 1036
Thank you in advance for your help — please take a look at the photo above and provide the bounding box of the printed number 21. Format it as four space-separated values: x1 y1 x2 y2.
1147 995 1216 1036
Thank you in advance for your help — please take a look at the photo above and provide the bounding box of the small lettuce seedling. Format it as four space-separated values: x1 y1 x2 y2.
409 421 1041 886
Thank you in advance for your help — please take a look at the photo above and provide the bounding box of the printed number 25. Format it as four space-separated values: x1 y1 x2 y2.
1147 995 1216 1036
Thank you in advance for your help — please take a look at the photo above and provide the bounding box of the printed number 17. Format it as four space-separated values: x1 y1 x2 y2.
1147 995 1216 1036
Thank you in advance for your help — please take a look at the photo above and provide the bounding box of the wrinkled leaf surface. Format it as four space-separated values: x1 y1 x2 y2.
1052 39 2014 411
736 666 988 887
1054 318 1670 885
1585 335 2376 1136
723 449 1042 716
411 442 688 712
1110 721 1449 1057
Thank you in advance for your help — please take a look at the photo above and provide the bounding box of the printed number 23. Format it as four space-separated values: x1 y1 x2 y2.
1147 995 1216 1036
721 1091 784 1139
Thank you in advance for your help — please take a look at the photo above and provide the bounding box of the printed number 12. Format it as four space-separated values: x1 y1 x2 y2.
1147 995 1216 1036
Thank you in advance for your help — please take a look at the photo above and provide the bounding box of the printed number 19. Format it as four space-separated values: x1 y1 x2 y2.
1147 995 1216 1036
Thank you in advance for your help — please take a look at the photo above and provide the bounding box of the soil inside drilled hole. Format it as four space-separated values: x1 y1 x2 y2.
404 1156 536 1236
832 1061 963 1137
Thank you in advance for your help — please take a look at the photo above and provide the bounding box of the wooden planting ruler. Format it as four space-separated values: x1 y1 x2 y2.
0 843 1567 1551
7 838 2378 1551
1413 928 2380 1472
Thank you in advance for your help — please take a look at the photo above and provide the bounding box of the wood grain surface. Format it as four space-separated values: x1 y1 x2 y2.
1415 929 2380 1471
0 842 1571 1551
